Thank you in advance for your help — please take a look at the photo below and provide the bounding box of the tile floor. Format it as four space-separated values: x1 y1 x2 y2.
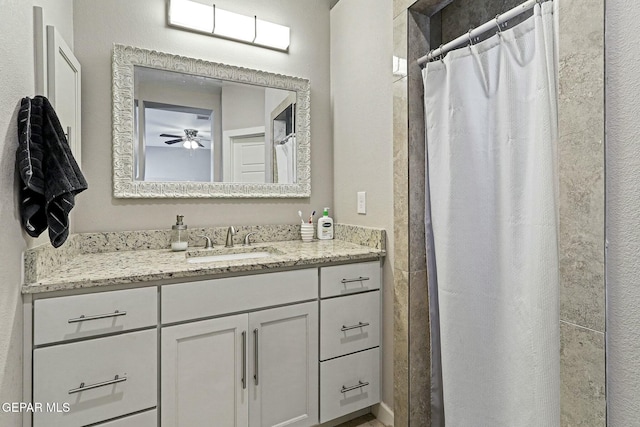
336 414 389 427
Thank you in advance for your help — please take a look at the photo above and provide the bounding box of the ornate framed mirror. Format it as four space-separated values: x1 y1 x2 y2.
112 44 310 198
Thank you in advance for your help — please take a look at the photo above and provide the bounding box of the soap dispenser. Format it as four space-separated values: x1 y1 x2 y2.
171 215 189 251
317 207 334 240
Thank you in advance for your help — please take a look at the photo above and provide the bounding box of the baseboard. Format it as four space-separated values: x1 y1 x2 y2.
319 408 371 427
372 401 394 426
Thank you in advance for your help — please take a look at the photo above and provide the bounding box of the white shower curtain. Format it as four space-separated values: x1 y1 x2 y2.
423 3 559 425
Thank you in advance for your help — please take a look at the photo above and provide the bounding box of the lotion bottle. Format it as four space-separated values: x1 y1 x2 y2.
317 207 334 240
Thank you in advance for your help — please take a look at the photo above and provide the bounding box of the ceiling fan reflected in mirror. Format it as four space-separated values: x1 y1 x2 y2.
160 128 209 149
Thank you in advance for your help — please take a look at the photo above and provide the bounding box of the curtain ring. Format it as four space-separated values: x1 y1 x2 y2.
426 49 434 62
467 29 474 47
439 44 445 63
495 14 502 35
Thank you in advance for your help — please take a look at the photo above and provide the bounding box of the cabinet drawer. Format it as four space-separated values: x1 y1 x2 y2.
320 262 380 298
162 269 317 324
94 410 156 427
34 287 157 345
320 291 380 360
33 330 157 427
320 348 380 423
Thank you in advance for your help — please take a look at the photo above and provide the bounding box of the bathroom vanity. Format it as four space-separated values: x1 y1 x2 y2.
21 225 385 427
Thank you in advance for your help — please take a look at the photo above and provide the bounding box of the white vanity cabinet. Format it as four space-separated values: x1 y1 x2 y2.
318 262 382 423
161 270 318 427
25 260 382 427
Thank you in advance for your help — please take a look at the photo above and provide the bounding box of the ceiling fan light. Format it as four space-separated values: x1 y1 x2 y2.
181 140 199 150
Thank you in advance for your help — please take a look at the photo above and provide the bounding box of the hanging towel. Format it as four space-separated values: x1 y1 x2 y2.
16 96 87 248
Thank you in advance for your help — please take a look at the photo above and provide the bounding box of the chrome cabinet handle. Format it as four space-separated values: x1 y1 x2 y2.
341 277 370 284
253 328 259 386
341 380 369 394
341 322 370 332
68 310 127 323
241 331 247 389
68 375 127 394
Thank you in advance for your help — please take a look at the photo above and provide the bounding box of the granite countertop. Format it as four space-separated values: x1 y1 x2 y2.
22 237 385 294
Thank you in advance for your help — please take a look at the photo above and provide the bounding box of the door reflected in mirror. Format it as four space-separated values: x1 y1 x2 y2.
133 66 296 184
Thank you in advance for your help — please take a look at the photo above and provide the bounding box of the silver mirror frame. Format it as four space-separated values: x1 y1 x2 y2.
112 44 311 198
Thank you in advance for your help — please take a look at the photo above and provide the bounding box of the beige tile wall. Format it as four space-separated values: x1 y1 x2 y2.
557 0 606 424
392 0 606 425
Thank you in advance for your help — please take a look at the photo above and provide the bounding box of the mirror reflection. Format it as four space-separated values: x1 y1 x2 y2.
133 66 297 184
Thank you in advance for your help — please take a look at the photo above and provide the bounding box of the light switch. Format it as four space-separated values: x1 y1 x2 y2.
357 191 366 214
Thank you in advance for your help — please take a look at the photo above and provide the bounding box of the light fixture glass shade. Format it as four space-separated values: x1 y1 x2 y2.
254 19 290 50
213 8 255 42
167 0 290 51
183 140 199 149
168 0 213 33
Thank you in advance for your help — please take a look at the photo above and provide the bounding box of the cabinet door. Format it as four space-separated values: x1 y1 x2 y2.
162 314 249 427
248 302 318 427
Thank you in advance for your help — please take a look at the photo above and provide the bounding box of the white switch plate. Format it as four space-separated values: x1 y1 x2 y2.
357 191 366 214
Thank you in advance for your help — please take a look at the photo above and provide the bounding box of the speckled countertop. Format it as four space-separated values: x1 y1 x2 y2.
22 224 386 294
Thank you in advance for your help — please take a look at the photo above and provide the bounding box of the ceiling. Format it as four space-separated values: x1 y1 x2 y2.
143 105 213 149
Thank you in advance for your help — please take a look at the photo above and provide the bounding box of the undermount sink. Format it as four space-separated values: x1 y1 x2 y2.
186 247 282 264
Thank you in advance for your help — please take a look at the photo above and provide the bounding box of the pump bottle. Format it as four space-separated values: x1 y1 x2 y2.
317 207 334 240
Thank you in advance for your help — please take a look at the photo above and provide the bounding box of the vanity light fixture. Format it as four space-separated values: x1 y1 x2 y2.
167 0 290 51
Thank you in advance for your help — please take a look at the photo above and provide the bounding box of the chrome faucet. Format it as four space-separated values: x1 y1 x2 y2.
225 226 237 248
198 235 213 249
243 232 256 246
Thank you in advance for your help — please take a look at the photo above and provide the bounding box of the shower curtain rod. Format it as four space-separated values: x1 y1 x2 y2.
275 132 295 145
417 0 542 65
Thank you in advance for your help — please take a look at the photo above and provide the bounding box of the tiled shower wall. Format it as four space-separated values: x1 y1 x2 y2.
392 0 605 425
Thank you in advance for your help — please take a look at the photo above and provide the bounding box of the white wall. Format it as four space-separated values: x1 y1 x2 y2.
72 0 332 232
221 85 265 132
606 0 640 423
0 2 73 424
145 146 211 182
330 0 394 412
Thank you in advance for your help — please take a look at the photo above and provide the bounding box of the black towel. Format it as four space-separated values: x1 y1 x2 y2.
17 96 88 248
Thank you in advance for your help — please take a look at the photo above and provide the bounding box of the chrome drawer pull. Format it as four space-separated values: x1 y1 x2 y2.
341 380 370 393
68 310 127 323
253 328 259 386
68 375 127 394
241 331 247 389
341 277 370 284
341 322 370 332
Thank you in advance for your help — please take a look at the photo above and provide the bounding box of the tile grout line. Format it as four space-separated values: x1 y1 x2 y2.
560 319 605 335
